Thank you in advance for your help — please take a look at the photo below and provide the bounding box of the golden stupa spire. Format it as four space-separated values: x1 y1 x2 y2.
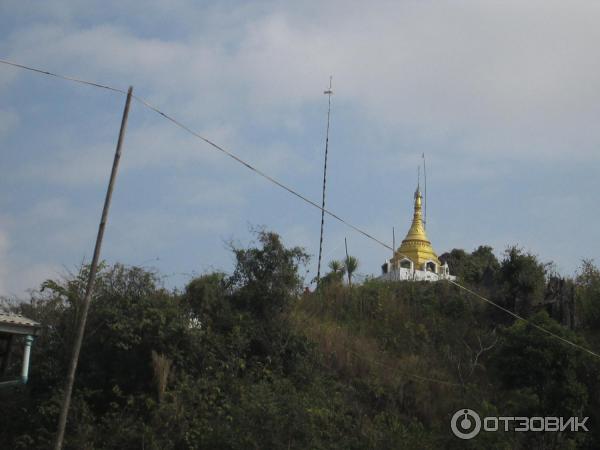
392 184 440 271
403 187 427 241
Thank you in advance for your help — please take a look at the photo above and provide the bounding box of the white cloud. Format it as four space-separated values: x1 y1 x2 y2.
4 1 598 166
109 0 600 165
2 0 600 282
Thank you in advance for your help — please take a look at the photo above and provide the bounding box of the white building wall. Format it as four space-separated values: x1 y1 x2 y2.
379 266 456 282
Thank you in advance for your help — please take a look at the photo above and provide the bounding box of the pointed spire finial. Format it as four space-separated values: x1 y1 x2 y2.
415 165 421 198
422 152 427 229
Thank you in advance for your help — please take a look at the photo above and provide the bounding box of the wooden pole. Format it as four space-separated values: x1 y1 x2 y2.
54 86 133 450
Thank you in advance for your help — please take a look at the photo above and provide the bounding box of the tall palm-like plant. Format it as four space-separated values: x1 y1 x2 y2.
328 260 346 276
344 256 359 287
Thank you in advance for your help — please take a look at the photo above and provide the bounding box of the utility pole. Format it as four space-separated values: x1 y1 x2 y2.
316 76 333 288
54 86 133 450
344 237 351 287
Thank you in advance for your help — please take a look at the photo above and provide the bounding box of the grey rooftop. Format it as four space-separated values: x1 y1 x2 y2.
0 310 41 335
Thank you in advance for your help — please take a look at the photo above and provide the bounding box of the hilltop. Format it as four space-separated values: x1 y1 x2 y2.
1 230 599 449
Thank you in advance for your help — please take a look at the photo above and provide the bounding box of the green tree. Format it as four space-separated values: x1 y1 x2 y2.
576 259 600 329
328 260 345 276
439 248 469 281
498 246 547 315
491 311 598 448
319 260 345 287
470 245 500 286
5 236 600 449
344 255 359 287
440 246 499 286
230 230 308 320
184 272 231 333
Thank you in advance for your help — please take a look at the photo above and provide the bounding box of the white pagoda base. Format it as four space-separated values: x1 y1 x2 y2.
379 266 456 282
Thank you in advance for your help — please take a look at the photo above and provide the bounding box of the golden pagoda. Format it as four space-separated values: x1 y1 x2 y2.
391 186 440 272
381 185 453 280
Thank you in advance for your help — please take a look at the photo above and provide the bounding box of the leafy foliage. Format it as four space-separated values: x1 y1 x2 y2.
440 245 499 287
1 236 599 449
498 246 548 315
576 259 600 330
344 255 359 287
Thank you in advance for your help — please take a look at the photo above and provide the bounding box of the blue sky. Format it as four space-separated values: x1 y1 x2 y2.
1 1 600 297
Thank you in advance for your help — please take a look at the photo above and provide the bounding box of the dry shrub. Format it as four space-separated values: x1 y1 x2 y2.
151 350 173 403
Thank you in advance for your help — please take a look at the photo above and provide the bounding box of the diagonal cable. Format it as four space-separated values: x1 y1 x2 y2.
2 57 599 362
0 58 126 94
131 94 394 251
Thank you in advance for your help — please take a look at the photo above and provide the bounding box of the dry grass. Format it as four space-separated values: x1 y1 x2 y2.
290 297 460 424
151 350 173 403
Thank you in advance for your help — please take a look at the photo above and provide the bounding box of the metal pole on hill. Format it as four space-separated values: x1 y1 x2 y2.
316 77 333 289
54 86 133 450
422 152 427 229
345 237 351 287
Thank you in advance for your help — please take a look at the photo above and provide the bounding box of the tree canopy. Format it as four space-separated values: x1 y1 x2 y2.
1 235 599 449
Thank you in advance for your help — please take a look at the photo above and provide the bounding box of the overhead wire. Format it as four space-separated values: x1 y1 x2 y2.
1 58 599 363
449 280 600 359
131 94 394 251
0 58 392 251
0 58 126 94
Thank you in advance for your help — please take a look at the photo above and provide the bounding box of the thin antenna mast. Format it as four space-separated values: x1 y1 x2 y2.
316 76 333 288
422 153 427 229
392 227 396 255
344 237 351 286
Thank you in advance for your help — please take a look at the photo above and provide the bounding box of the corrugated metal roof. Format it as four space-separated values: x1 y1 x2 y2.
0 310 40 333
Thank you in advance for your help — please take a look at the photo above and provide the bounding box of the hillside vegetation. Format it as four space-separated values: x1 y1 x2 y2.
1 230 600 449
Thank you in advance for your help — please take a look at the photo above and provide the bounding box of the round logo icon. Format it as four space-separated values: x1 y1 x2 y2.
451 409 481 440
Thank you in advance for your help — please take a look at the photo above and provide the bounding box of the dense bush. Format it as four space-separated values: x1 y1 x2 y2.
1 235 599 449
